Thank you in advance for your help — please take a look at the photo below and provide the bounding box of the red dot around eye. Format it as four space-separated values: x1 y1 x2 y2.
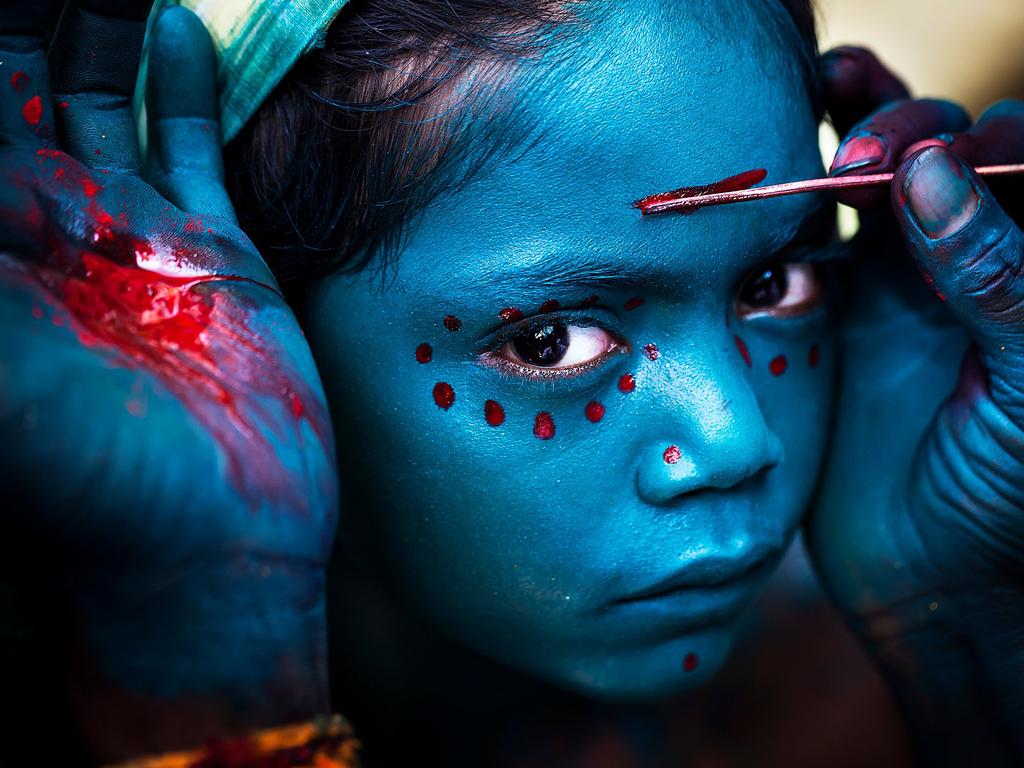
415 343 432 363
539 299 560 313
623 296 645 311
585 401 605 423
580 295 599 308
499 307 523 323
485 399 505 427
643 343 659 361
663 445 681 464
534 412 555 440
734 335 752 368
22 95 42 126
618 373 636 393
433 382 455 410
683 652 699 672
808 344 820 368
443 315 462 331
769 355 788 377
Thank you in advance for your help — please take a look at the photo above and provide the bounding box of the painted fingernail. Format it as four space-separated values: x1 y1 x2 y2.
830 134 887 176
904 148 980 240
898 137 952 164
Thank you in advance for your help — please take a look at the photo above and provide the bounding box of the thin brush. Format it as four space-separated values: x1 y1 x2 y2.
636 163 1024 216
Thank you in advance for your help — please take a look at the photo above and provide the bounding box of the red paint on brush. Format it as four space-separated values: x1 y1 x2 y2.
415 343 432 364
663 445 681 465
538 299 560 314
499 307 523 323
633 168 768 215
484 399 505 427
643 343 659 361
808 344 820 368
10 70 29 92
623 296 645 311
28 246 330 511
585 401 605 423
769 355 788 377
433 382 455 410
533 412 555 440
618 373 636 393
683 652 699 672
22 95 42 126
443 314 462 331
734 335 752 368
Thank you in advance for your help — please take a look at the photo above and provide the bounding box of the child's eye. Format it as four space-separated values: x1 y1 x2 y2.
735 262 823 319
484 321 625 380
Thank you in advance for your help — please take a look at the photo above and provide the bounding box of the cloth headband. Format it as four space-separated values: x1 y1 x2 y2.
144 0 351 142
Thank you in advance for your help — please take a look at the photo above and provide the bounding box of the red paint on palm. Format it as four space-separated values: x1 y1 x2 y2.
633 168 768 214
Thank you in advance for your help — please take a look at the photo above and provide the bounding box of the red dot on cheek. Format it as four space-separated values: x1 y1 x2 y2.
769 355 788 377
534 411 555 440
443 315 462 331
808 344 820 368
734 335 752 368
618 373 636 393
433 381 455 410
663 445 681 464
485 399 505 427
585 401 605 423
643 343 659 361
683 652 699 672
499 307 523 323
21 95 42 126
415 343 432 363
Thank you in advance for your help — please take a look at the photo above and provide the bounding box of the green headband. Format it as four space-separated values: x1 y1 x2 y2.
146 0 351 142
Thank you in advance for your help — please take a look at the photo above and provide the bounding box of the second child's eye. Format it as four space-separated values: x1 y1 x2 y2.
483 321 626 380
735 262 823 319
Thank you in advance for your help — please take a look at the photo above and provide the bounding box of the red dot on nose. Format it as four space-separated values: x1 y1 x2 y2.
585 401 605 423
663 445 681 464
433 382 455 410
484 399 505 427
534 412 555 440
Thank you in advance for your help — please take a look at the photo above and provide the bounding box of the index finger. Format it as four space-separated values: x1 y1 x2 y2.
0 0 63 146
47 0 155 171
819 46 910 137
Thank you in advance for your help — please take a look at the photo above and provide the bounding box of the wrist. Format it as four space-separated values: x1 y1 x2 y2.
61 554 329 764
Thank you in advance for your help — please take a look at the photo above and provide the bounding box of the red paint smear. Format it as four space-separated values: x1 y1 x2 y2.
499 307 523 323
623 296 645 311
643 343 659 361
183 217 204 234
415 343 433 364
22 95 42 126
433 381 455 410
663 445 681 465
28 248 330 511
443 314 462 331
618 373 636 393
585 401 605 423
484 399 505 427
533 411 555 440
769 355 788 377
683 652 699 672
10 70 29 92
808 344 820 368
538 299 560 314
633 168 768 215
81 178 101 198
734 335 752 368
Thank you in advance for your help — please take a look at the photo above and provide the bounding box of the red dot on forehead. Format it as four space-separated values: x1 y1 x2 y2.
415 343 432 364
538 299 560 314
585 401 605 423
534 412 555 440
808 344 820 368
485 399 505 427
663 445 681 464
683 652 699 672
443 314 462 331
433 381 455 410
618 373 636 393
643 343 659 361
734 335 752 368
499 307 523 323
769 355 788 377
623 296 645 311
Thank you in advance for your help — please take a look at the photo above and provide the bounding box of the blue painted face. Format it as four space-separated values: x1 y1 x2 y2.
305 0 835 698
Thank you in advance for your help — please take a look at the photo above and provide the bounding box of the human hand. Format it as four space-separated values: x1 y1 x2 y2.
808 47 1024 765
0 1 336 759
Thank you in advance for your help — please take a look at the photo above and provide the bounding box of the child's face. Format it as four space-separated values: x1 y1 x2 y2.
306 0 833 698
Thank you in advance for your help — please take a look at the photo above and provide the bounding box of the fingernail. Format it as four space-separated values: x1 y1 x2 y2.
903 148 980 240
898 137 952 164
830 134 887 176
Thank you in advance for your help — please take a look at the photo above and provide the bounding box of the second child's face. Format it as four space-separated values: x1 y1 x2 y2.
306 0 837 698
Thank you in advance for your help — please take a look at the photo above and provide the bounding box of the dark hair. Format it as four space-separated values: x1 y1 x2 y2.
225 0 817 291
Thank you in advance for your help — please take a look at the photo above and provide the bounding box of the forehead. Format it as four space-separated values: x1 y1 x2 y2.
398 0 823 290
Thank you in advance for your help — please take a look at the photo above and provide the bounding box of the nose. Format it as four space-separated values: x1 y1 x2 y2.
636 345 784 505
